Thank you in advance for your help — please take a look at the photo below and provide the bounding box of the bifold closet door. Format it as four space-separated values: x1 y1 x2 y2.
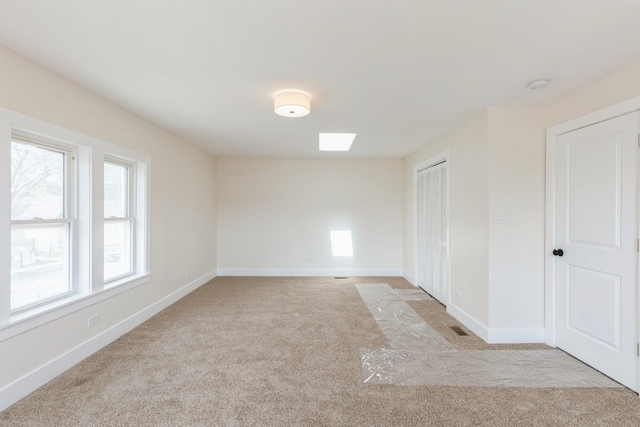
417 161 448 305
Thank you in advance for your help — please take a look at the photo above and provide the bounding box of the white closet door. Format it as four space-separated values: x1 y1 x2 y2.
435 164 448 302
418 161 449 305
418 169 431 294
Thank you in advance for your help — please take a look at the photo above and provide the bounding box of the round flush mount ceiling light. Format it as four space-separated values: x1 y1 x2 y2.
274 90 311 117
528 79 549 90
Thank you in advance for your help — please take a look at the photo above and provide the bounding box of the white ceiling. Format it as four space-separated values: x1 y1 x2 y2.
1 1 640 158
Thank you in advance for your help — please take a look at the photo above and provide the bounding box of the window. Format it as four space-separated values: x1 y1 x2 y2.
10 138 75 312
104 159 135 283
0 107 150 337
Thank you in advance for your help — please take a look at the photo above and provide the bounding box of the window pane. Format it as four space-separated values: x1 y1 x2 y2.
11 224 71 311
11 141 65 220
104 163 128 218
104 220 132 281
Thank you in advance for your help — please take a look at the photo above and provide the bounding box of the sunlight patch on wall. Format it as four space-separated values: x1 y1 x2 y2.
330 230 353 257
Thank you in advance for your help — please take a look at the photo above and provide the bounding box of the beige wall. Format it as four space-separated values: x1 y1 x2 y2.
217 158 403 274
403 59 640 340
404 111 490 325
404 106 547 339
548 59 640 127
0 45 217 391
487 106 546 331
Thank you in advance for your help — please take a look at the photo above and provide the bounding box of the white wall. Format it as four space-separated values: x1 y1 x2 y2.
403 58 640 342
403 106 547 342
487 106 546 341
0 45 217 407
548 59 640 126
404 111 490 326
217 158 403 276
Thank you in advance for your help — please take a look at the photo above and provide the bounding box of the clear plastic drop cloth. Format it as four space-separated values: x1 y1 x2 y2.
356 283 454 353
356 283 622 388
392 288 434 301
360 348 621 387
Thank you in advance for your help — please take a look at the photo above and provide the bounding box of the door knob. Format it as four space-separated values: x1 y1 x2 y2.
553 249 564 257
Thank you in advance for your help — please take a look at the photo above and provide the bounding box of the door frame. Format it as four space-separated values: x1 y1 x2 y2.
414 149 450 305
546 97 640 379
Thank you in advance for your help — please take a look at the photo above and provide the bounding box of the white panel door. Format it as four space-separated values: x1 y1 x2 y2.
554 112 639 391
417 162 449 305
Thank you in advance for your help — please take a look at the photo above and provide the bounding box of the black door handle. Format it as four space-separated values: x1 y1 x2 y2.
553 249 564 257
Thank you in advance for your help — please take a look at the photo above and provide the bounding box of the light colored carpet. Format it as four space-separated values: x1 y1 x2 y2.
2 276 640 426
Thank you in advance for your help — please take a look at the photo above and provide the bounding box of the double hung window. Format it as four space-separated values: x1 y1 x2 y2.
1 108 150 336
104 159 135 283
10 137 75 312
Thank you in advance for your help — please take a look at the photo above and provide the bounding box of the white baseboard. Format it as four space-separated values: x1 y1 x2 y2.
217 268 403 277
447 302 489 342
403 271 416 286
447 303 545 344
0 270 216 412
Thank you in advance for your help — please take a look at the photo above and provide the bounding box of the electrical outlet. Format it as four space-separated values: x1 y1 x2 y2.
88 314 100 327
456 290 464 301
185 271 192 279
306 257 314 263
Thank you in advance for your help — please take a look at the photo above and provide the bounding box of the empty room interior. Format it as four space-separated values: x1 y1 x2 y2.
3 1 640 425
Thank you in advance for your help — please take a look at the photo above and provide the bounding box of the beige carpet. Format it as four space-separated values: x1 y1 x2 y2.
2 276 640 426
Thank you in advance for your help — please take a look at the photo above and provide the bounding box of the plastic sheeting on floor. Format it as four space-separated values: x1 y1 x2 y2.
356 283 621 388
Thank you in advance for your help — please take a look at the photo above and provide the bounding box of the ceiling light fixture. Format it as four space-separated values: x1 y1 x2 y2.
528 79 549 90
274 90 311 117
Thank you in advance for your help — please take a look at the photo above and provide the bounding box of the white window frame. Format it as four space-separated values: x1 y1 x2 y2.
0 107 151 341
103 156 136 284
10 135 78 313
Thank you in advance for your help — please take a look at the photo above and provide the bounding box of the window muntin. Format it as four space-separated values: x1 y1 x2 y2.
10 139 75 312
104 160 135 283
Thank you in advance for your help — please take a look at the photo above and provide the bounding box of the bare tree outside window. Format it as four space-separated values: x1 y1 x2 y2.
11 142 64 220
10 140 71 311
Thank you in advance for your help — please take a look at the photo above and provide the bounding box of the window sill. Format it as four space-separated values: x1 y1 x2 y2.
0 272 153 342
